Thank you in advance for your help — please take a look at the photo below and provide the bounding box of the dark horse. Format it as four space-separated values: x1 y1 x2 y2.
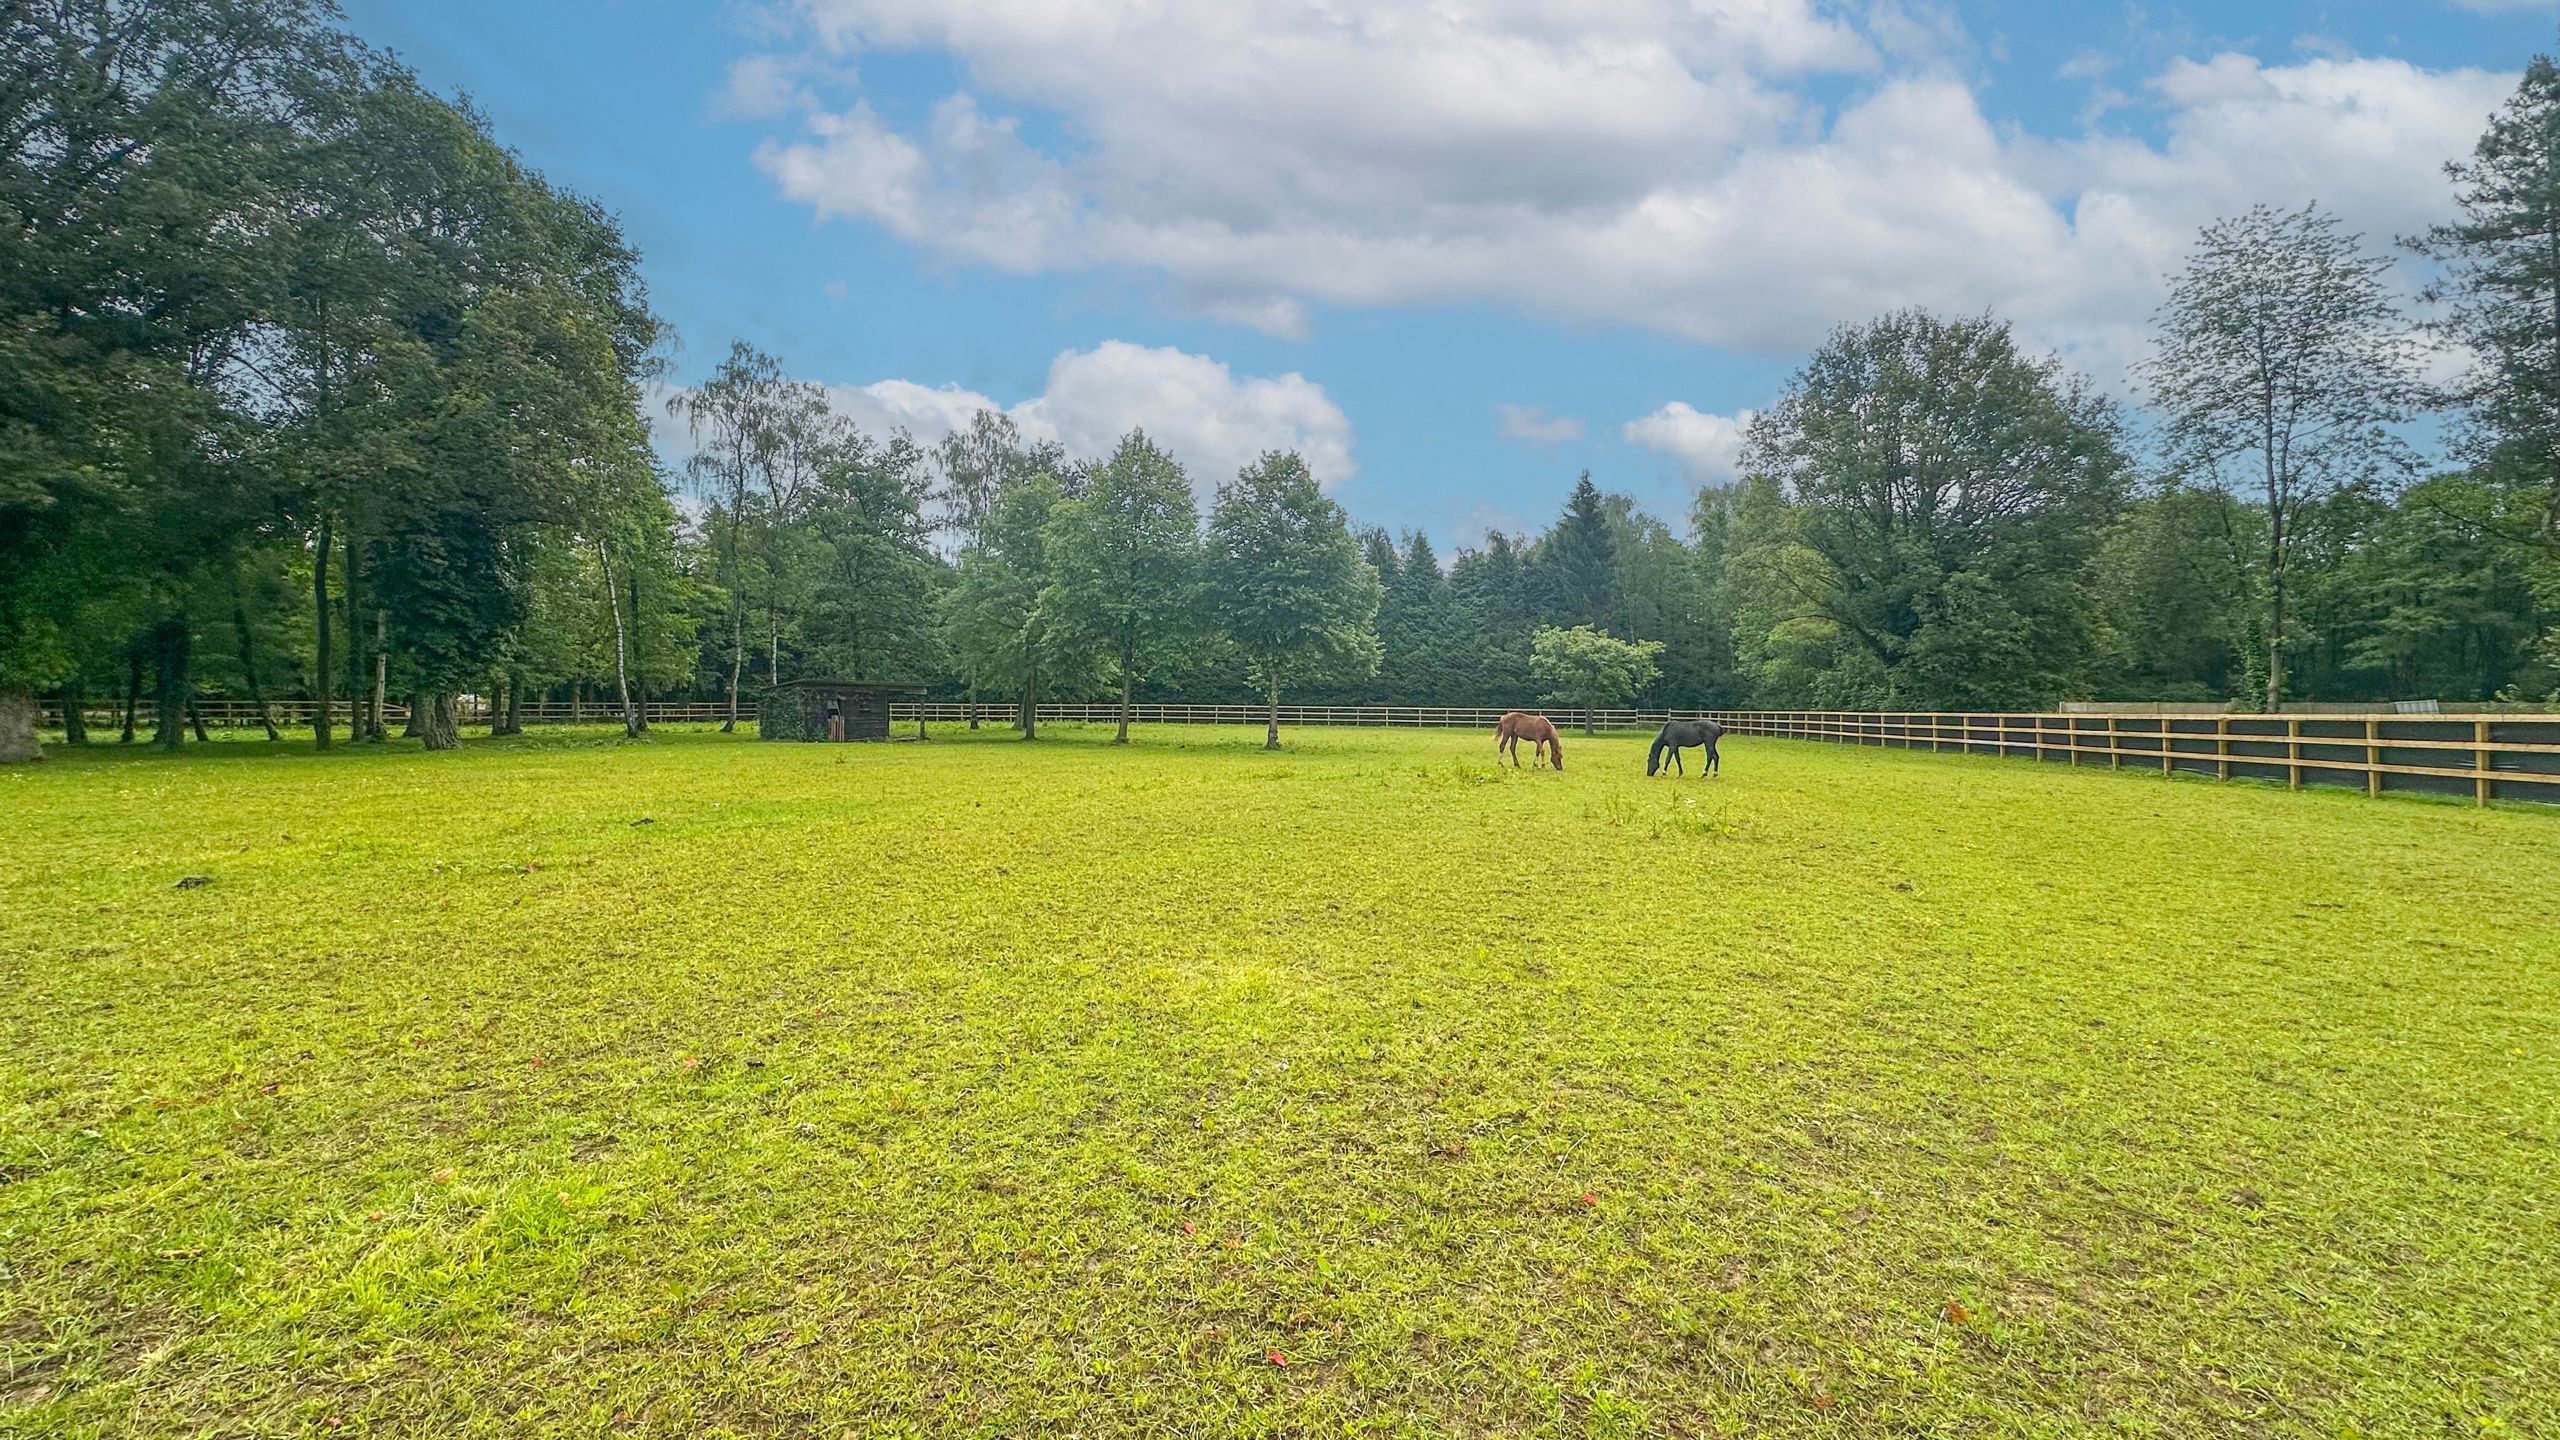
1647 719 1723 776
1496 710 1564 770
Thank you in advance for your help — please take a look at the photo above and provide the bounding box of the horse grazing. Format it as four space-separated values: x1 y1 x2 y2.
1647 719 1724 777
1495 711 1565 770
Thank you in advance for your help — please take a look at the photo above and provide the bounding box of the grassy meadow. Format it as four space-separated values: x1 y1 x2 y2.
2 723 2555 1438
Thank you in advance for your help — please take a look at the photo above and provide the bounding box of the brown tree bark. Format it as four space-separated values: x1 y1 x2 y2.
58 676 88 746
419 691 460 750
150 615 189 750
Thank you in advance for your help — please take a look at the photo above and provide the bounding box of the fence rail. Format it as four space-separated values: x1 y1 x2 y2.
38 699 2559 807
898 702 2560 807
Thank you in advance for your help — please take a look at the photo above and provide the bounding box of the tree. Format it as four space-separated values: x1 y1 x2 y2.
1040 430 1199 743
801 433 938 684
1536 473 1617 628
2143 204 2418 711
943 469 1076 738
1735 310 2130 709
2411 49 2560 682
2089 486 2257 701
0 0 360 760
669 343 847 730
1530 625 1663 733
1204 451 1381 748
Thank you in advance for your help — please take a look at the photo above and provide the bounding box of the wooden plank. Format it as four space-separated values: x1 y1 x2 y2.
2478 719 2494 807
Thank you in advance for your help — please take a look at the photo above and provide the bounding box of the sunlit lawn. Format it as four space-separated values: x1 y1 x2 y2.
3 723 2554 1437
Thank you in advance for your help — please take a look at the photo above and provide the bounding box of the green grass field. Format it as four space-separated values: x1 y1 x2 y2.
3 724 2554 1438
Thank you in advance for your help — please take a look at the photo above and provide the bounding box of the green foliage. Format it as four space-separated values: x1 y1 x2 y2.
1203 451 1381 739
1528 624 1663 726
1040 429 1200 733
6 726 2558 1434
1728 311 2130 709
2143 204 2418 710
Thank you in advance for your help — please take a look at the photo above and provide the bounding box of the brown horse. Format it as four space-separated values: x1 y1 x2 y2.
1495 710 1564 770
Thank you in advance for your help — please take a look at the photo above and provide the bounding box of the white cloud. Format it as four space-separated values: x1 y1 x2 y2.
819 341 1355 489
1623 403 1755 483
1493 403 1587 446
1019 342 1356 486
738 3 2513 362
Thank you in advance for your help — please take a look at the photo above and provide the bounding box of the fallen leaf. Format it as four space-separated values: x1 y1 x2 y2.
1182 1221 1196 1235
429 1167 456 1184
1806 1393 1837 1411
1943 1301 1973 1325
1580 1192 1599 1207
1267 1350 1287 1367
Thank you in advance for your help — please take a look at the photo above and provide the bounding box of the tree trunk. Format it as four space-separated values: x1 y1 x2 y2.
0 684 39 763
2265 514 2287 714
1265 673 1281 750
571 681 584 723
229 577 281 740
403 691 426 738
151 615 189 750
599 537 640 738
120 647 142 744
1115 656 1133 745
188 702 211 743
502 674 523 735
59 676 88 746
724 600 744 733
419 690 460 750
342 526 367 741
367 612 388 742
966 677 979 729
626 553 649 734
1583 706 1595 737
313 517 334 750
1020 666 1038 740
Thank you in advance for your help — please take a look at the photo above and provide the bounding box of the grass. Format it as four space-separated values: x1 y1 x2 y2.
1 722 2554 1439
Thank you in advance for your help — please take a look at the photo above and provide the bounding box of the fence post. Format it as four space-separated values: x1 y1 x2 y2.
2161 720 2173 777
2107 715 2120 770
2476 719 2493 808
2215 715 2230 782
2287 717 2302 791
2365 719 2381 799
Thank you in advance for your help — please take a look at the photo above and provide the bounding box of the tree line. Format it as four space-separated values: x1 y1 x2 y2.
6 2 2559 763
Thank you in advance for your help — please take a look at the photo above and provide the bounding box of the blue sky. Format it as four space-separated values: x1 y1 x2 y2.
339 0 2556 548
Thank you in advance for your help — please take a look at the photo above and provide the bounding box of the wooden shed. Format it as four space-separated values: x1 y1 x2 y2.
757 680 926 742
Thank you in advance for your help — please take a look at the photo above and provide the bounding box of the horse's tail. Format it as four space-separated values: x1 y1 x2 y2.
1646 731 1666 776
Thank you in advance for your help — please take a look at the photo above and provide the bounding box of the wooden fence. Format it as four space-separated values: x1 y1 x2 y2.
900 702 2560 807
39 699 2560 807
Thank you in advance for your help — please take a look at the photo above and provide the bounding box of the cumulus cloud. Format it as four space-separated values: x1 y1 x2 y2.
1494 403 1587 446
737 2 2512 365
821 341 1356 489
1622 403 1755 483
